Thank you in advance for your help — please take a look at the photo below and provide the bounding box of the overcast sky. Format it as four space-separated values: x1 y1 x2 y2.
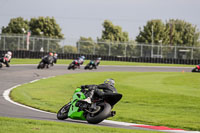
0 0 200 40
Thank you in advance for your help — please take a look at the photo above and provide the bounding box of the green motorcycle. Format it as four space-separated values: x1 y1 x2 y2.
57 86 122 124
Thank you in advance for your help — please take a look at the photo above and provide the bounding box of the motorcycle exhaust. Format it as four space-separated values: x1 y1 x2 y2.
110 111 116 117
106 111 116 118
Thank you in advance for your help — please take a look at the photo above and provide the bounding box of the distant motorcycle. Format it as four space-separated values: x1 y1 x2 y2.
84 60 96 70
85 58 101 70
37 54 54 69
68 60 79 70
0 57 9 69
192 65 200 72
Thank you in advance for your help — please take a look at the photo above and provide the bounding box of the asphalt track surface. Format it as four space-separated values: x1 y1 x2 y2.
0 64 194 132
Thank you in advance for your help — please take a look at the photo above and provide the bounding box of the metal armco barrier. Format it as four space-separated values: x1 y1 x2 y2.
0 50 199 65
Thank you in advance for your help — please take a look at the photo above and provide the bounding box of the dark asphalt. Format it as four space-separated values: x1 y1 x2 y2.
0 64 193 132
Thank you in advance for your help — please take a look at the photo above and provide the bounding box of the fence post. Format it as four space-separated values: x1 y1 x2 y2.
33 37 35 51
141 44 143 57
93 43 96 55
191 47 193 59
174 45 177 59
77 42 80 54
3 36 5 50
161 43 163 58
151 44 153 58
62 40 65 54
22 35 25 50
47 39 49 52
124 43 127 57
109 42 111 56
18 36 20 50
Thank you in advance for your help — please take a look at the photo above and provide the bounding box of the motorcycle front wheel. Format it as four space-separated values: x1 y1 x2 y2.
192 68 197 72
37 62 45 69
84 65 89 70
57 103 71 120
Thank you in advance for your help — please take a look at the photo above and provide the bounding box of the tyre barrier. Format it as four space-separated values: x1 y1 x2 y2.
0 50 199 65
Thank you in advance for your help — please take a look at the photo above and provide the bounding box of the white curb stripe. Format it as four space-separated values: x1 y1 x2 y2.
3 77 55 115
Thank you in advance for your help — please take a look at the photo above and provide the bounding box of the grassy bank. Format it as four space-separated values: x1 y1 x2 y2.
0 117 161 133
11 72 200 131
10 58 194 67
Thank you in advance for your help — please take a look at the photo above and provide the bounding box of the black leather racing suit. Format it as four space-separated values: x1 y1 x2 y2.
81 84 122 106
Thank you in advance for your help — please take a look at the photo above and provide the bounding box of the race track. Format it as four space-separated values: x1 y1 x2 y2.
0 65 195 132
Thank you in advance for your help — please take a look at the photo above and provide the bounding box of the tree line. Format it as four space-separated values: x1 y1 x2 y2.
1 17 200 57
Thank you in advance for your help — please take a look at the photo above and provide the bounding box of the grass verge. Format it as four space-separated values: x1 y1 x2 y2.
10 58 194 67
11 72 200 131
0 117 161 133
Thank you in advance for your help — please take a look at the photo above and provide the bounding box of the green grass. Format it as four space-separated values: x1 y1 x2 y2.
10 58 194 67
11 72 200 131
0 117 161 133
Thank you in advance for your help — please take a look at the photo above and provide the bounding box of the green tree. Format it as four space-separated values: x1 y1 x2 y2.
99 20 129 56
165 19 200 46
136 19 166 44
29 17 64 52
62 45 77 53
101 20 129 42
136 19 200 46
2 17 29 34
1 17 29 50
29 16 64 38
76 37 96 55
1 17 64 51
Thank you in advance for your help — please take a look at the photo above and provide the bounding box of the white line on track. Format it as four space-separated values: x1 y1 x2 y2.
3 77 55 115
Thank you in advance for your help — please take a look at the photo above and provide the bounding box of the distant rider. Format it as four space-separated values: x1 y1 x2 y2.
93 57 101 69
76 56 85 69
0 51 12 67
78 56 85 65
41 52 54 68
51 53 58 66
53 53 58 64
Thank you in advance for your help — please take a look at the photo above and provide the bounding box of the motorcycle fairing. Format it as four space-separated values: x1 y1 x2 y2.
68 88 86 120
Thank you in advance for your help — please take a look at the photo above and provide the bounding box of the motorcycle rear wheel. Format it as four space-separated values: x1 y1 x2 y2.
37 62 45 69
86 102 111 124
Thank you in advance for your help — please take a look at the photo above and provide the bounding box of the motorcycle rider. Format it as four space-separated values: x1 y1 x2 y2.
85 57 101 69
93 57 101 69
76 56 85 69
95 57 101 66
80 79 122 107
50 53 58 66
78 56 85 64
53 53 58 64
0 51 12 67
41 52 54 68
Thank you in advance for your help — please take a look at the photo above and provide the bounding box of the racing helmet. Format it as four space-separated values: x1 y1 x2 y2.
81 56 85 59
104 78 115 87
49 52 53 56
54 53 58 57
97 57 101 60
7 51 12 56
